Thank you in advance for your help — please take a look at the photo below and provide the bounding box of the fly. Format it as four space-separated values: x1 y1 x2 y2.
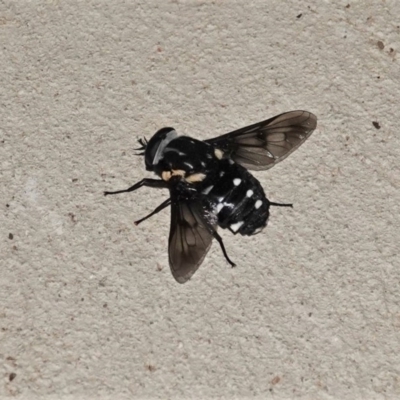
105 110 317 283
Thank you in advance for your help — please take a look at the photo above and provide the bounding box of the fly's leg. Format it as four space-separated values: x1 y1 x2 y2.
134 198 171 225
104 178 168 196
270 202 293 208
104 179 170 225
208 226 236 267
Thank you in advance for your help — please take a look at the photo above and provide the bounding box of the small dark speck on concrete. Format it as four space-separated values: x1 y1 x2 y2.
345 4 350 8
271 376 281 385
6 204 10 207
146 364 156 372
68 213 76 223
296 13 302 18
72 178 78 182
377 41 384 50
372 121 381 129
9 233 14 240
9 372 16 382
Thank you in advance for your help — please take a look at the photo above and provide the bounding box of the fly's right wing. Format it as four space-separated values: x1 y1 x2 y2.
206 110 317 171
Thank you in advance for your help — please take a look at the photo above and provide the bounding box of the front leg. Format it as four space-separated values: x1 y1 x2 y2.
104 178 168 196
134 198 171 225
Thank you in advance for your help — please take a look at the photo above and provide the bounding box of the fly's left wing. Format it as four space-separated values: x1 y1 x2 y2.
168 195 215 284
206 110 317 171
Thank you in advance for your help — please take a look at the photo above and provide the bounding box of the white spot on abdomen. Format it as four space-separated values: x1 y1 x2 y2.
230 221 244 232
253 226 264 234
233 178 241 186
216 203 224 213
246 190 254 198
255 200 262 209
202 185 214 195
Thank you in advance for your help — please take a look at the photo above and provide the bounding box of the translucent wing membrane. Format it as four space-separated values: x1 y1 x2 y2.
206 110 317 170
169 199 215 284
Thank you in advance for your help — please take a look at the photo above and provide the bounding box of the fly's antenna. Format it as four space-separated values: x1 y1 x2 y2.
135 137 148 156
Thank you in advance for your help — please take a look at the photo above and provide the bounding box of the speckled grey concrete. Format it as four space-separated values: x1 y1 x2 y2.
1 1 399 399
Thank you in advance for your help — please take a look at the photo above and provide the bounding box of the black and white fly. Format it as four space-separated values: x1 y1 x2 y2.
105 110 317 283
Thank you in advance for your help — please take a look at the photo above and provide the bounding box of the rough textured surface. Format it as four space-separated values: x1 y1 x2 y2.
1 1 399 398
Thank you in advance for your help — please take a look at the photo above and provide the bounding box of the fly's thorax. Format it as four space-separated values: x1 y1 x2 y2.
153 136 220 182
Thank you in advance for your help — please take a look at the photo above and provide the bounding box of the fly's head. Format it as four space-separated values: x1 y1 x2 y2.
136 127 178 172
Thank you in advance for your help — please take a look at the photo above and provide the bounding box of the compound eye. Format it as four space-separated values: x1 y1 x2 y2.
144 127 177 170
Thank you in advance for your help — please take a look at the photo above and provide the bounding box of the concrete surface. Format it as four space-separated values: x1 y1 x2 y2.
1 1 399 399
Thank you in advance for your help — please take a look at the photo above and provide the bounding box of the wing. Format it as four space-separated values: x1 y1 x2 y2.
206 110 317 171
168 196 215 284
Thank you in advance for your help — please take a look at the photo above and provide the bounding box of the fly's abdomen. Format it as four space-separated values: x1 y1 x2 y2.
202 161 270 236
